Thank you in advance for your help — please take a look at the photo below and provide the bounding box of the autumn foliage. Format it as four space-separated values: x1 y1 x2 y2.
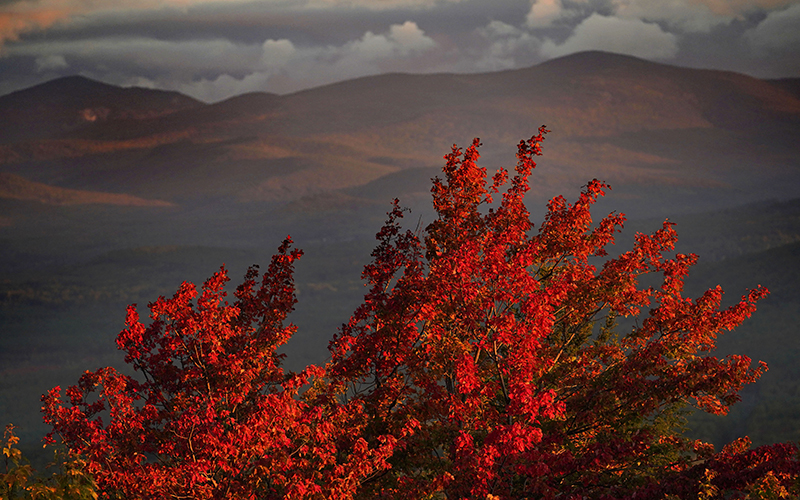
42 128 800 499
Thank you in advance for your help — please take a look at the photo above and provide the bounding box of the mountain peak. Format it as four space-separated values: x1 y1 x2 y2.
21 75 120 95
0 76 203 143
534 50 675 76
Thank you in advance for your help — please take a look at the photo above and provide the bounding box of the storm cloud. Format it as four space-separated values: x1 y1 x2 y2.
1 0 798 101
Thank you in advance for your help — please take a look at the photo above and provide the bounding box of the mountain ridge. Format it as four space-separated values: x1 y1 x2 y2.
0 172 174 207
0 51 797 216
0 76 203 143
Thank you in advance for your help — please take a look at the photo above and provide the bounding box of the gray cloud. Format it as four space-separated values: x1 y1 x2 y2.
0 0 798 101
34 53 67 72
104 20 441 101
9 37 265 78
473 20 542 71
526 0 585 28
610 0 798 31
742 3 800 76
540 13 679 59
746 3 800 51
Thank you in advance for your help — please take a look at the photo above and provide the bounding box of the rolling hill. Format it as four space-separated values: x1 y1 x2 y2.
0 75 203 144
0 51 797 215
0 172 173 206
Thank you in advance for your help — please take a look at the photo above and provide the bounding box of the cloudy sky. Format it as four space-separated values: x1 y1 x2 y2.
1 0 799 102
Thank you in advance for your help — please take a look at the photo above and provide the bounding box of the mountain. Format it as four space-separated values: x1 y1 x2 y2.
0 172 173 206
0 75 203 143
0 51 796 217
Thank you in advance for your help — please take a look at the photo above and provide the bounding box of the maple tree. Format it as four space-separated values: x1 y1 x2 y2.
42 128 799 499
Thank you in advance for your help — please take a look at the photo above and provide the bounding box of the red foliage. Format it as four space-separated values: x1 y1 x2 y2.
43 128 797 499
42 242 396 499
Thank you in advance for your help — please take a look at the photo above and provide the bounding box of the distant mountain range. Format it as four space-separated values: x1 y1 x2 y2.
1 50 797 218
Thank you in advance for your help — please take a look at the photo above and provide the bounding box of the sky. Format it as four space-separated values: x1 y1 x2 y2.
1 0 799 103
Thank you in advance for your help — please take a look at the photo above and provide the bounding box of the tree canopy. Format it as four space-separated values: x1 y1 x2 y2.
41 128 799 499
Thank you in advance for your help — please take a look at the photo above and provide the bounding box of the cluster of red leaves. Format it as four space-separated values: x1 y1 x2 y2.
42 242 396 499
42 128 798 499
